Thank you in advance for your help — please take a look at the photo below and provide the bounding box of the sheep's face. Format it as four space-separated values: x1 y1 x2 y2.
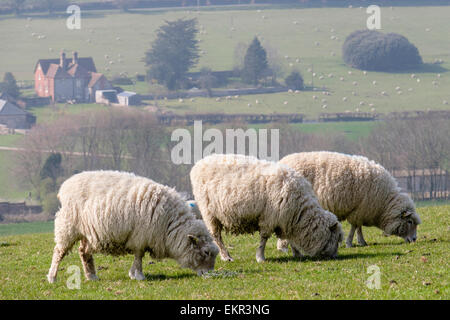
385 194 421 243
318 221 344 259
179 226 219 275
289 213 343 259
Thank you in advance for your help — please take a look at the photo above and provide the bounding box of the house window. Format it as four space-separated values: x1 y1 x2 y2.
38 73 41 81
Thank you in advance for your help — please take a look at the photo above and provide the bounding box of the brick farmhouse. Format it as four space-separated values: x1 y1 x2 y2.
34 51 112 103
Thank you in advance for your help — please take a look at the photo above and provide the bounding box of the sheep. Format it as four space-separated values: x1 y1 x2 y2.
47 171 218 283
190 154 343 263
187 200 202 220
278 152 421 249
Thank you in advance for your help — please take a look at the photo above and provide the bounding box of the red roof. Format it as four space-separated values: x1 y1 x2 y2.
88 72 105 88
35 57 97 75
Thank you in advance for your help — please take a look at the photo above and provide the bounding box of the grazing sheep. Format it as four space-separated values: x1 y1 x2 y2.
187 200 202 220
278 152 421 248
190 154 343 263
47 171 218 283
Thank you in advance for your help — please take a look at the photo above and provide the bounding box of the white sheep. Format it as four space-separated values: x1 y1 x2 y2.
190 154 343 263
47 171 218 283
278 152 421 248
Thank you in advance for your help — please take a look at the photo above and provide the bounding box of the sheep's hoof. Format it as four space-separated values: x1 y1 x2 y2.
47 274 56 283
220 256 234 262
134 272 145 281
256 255 266 263
345 242 354 248
86 274 99 281
358 241 368 247
278 247 289 253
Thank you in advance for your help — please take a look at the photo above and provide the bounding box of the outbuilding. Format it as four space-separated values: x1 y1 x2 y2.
117 91 140 106
0 99 36 129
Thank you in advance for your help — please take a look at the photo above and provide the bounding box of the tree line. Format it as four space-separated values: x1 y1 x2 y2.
14 108 449 214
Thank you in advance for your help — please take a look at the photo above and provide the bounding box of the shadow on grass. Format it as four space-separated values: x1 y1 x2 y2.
144 272 195 281
266 251 403 263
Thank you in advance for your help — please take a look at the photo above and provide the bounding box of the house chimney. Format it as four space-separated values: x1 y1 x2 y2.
60 51 66 70
72 51 78 65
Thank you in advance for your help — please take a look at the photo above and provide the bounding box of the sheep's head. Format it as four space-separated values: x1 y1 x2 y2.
318 219 344 259
384 193 421 243
290 211 343 259
178 221 219 276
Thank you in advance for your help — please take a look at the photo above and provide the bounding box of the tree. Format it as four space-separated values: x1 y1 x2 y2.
198 67 217 97
1 72 20 98
241 37 268 85
285 70 304 90
343 30 422 71
145 18 200 90
40 153 63 183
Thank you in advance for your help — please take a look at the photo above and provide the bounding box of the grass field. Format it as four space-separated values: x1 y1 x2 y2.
0 150 29 201
0 134 24 147
0 203 448 299
0 220 54 237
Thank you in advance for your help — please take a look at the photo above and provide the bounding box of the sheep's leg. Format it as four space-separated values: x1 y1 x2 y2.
129 251 145 280
78 239 98 281
207 218 233 261
291 246 304 259
346 225 356 248
356 226 368 246
256 234 269 263
47 245 71 283
215 231 234 262
276 238 289 253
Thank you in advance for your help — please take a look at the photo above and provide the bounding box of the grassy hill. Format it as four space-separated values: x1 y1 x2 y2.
0 203 448 299
0 5 448 119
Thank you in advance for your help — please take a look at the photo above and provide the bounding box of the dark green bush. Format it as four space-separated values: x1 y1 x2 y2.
342 30 422 71
285 71 304 90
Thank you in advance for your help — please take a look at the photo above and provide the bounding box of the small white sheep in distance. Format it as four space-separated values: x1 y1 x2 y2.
278 152 421 249
190 154 343 263
47 171 218 283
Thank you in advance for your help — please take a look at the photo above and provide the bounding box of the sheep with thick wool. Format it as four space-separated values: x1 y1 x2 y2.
190 154 343 262
47 171 218 283
278 152 421 249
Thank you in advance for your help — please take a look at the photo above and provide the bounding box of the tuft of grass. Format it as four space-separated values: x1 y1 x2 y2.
0 204 448 299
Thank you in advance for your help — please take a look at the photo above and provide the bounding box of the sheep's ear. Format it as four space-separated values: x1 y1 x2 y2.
401 211 412 219
329 221 339 231
188 234 199 246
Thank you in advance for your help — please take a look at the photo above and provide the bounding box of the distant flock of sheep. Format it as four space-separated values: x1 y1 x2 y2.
47 151 421 283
